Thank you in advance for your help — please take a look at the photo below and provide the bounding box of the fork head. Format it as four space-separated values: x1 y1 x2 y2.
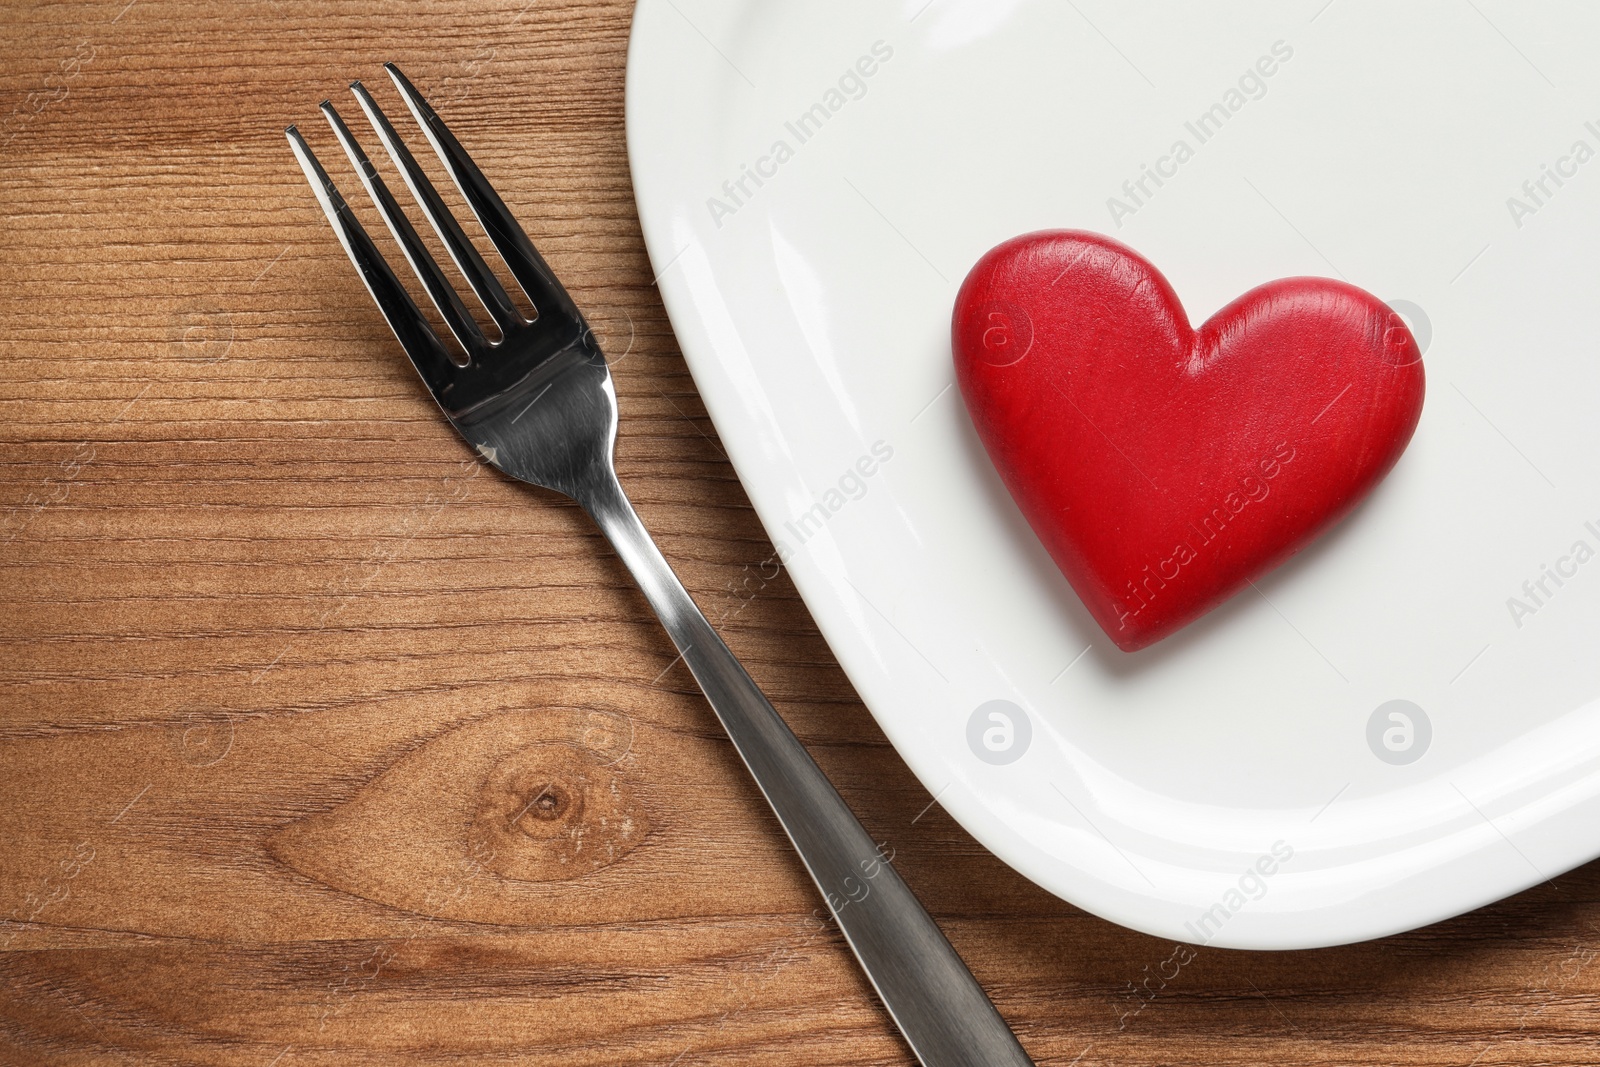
287 64 617 501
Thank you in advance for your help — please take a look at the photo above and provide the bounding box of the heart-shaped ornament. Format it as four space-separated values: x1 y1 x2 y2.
954 231 1425 652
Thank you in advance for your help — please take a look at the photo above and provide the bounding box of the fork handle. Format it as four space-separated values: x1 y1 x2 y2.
579 469 1034 1067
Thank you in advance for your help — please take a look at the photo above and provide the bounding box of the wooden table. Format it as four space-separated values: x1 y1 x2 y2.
4 2 1599 1063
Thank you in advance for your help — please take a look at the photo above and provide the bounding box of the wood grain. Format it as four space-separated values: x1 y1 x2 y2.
3 1 1600 1064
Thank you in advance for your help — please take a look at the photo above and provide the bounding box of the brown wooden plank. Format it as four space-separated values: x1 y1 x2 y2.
4 1 1600 1064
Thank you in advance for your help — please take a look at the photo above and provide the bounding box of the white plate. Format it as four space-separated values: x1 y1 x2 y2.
624 0 1600 948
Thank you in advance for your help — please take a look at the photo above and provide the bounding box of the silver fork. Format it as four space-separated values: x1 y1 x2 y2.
286 65 1035 1067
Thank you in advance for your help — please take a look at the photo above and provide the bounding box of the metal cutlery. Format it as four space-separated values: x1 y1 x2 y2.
286 65 1035 1067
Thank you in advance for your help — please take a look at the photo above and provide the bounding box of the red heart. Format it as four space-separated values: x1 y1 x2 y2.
953 231 1425 652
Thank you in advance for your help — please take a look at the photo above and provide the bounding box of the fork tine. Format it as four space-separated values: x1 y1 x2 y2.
285 124 461 393
322 98 482 362
348 79 524 333
384 63 582 327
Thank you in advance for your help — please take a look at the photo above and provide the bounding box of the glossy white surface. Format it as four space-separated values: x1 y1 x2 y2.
624 0 1600 948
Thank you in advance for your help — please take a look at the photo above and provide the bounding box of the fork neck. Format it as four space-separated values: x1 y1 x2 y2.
576 469 703 644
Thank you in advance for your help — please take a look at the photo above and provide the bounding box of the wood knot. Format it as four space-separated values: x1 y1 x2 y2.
268 708 654 922
515 779 576 826
469 744 646 882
